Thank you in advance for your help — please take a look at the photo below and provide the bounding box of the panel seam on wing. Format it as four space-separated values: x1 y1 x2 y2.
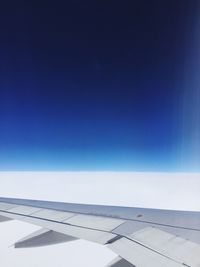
0 209 120 235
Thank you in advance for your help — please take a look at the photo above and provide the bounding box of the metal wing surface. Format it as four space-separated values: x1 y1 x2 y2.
0 197 200 267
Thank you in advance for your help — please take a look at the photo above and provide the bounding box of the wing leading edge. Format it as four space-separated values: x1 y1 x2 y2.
0 197 200 267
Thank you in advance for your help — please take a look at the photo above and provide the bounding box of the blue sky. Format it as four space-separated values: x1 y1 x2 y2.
0 0 199 171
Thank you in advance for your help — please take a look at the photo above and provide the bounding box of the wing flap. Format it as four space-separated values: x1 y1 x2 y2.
129 227 200 267
22 215 116 244
109 227 200 267
108 236 183 267
0 202 117 245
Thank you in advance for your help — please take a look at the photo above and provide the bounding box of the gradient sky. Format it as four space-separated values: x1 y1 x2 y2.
0 1 200 171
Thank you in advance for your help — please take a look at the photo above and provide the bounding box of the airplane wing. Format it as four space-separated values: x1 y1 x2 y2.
1 197 200 267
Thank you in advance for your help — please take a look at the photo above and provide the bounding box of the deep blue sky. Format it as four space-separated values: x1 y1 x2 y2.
0 1 199 171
